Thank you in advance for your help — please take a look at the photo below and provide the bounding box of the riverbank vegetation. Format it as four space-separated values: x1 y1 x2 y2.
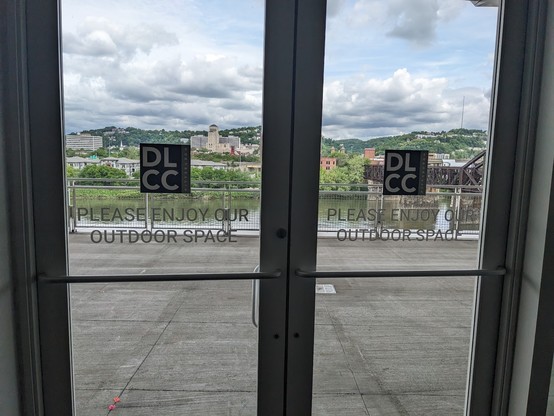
66 126 488 196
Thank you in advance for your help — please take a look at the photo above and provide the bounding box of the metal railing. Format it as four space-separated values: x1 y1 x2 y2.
67 179 482 236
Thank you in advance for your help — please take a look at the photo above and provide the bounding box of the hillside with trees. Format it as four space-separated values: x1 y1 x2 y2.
71 126 485 160
65 126 491 190
75 126 262 148
321 128 487 159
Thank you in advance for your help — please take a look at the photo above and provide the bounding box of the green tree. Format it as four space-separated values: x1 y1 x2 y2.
79 164 128 185
66 164 79 178
84 148 108 158
119 147 140 159
319 154 368 189
343 155 368 183
190 167 256 187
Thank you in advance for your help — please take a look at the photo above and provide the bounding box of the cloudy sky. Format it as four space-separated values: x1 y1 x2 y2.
61 0 498 139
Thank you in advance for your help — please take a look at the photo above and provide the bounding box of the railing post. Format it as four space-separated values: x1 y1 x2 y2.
71 180 77 232
378 193 385 234
227 183 232 234
221 185 226 232
145 192 150 230
454 186 462 233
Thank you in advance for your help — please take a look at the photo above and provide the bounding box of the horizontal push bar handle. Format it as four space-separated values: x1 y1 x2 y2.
39 270 281 284
296 268 506 279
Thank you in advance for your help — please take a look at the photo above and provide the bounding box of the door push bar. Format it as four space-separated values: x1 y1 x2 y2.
39 270 280 284
39 268 504 283
295 268 506 279
252 265 260 328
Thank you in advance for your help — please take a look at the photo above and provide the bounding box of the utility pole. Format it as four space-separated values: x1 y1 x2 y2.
460 96 465 130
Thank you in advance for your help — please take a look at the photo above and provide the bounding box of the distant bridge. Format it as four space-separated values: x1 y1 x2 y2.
364 151 485 192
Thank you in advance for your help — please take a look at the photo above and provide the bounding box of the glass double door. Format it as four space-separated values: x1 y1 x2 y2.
32 0 503 414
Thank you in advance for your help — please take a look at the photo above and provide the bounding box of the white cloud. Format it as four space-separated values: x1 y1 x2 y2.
61 0 496 138
63 17 178 60
62 6 264 132
322 69 491 138
63 52 264 131
345 0 465 46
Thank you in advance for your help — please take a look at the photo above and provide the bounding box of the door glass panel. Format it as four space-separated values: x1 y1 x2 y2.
314 1 498 413
61 1 264 413
62 0 263 275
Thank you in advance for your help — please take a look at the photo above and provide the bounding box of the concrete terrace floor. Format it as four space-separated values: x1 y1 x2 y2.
69 233 479 415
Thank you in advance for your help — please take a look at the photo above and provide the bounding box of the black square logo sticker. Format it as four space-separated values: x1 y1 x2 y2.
140 144 190 193
383 150 428 195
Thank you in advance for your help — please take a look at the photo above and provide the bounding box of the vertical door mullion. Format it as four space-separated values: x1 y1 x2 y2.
467 0 541 413
285 0 327 414
257 0 297 414
26 0 74 414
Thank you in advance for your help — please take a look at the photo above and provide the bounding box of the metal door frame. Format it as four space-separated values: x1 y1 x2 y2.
22 0 298 414
280 0 549 414
11 0 552 414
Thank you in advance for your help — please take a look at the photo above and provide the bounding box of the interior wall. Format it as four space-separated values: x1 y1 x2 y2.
0 138 20 416
0 0 21 412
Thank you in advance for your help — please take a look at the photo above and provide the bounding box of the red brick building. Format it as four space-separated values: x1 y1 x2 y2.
320 157 337 170
364 148 376 160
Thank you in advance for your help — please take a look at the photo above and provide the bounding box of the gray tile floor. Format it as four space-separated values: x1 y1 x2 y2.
69 234 478 415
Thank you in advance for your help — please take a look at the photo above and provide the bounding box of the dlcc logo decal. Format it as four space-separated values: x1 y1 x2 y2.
140 144 191 193
383 150 428 196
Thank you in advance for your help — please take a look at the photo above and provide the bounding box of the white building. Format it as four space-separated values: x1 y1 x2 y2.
65 134 103 151
100 157 140 176
191 159 227 170
238 162 262 174
69 156 228 177
65 156 100 170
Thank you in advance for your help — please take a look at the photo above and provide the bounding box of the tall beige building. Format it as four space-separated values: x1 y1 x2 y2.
190 124 240 153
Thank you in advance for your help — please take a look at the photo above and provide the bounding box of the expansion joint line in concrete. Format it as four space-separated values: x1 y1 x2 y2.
106 288 187 416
